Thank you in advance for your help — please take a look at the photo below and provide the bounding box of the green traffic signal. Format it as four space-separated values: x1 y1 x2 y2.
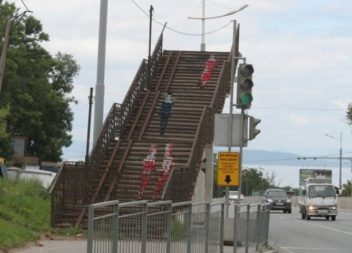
236 63 254 109
240 93 253 106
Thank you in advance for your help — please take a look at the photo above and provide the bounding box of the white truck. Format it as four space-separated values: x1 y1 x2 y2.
298 178 338 221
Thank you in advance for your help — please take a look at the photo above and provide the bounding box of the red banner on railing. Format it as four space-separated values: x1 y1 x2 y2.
200 55 217 88
153 143 175 200
138 145 158 199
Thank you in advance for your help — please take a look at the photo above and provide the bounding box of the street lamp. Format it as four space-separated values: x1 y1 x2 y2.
188 3 249 51
325 132 343 189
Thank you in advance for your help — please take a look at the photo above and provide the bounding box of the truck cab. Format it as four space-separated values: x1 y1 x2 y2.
299 180 338 221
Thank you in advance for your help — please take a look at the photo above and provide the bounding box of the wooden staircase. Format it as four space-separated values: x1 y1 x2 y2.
51 31 231 227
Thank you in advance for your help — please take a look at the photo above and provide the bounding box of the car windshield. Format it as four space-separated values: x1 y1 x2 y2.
267 190 287 198
308 185 336 198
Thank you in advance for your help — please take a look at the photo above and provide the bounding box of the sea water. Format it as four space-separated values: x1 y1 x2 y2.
243 164 352 188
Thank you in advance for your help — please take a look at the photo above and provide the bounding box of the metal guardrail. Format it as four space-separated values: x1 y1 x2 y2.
87 200 270 253
233 203 270 253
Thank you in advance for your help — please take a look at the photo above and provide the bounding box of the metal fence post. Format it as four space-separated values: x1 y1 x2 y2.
220 203 225 253
166 203 172 253
87 204 94 253
205 203 210 253
265 205 270 245
141 202 148 253
255 205 260 251
187 203 193 253
233 205 238 253
112 203 119 253
245 204 250 253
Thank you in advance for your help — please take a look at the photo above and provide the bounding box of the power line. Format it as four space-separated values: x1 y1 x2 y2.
20 0 30 12
243 158 299 163
129 0 232 36
252 107 344 112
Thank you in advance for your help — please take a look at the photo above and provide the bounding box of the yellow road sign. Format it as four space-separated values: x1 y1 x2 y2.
217 152 240 186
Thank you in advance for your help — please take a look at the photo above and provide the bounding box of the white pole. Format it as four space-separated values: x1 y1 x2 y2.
93 0 109 145
201 0 205 51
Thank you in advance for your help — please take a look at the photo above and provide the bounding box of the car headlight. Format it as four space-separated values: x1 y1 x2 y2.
331 206 337 210
286 199 291 203
267 198 273 203
308 205 315 211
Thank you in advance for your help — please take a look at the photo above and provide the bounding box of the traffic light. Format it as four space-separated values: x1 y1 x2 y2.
236 63 254 109
249 116 261 140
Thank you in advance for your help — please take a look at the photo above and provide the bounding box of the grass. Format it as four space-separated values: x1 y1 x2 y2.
0 178 82 250
0 178 51 249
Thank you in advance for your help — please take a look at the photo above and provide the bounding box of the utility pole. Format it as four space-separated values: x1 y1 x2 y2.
0 19 11 96
85 88 94 163
201 0 205 51
147 5 153 88
93 0 108 145
224 20 237 218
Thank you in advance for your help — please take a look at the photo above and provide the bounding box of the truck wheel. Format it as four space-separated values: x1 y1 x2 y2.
301 213 305 219
325 216 329 220
305 215 310 220
331 216 336 221
288 209 292 214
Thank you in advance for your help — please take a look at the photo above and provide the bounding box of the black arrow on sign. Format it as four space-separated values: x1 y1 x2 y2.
225 175 232 184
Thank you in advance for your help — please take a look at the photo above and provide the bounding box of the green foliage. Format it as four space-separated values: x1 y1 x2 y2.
241 168 271 196
0 178 50 250
342 180 352 197
0 2 80 161
0 105 11 156
171 217 186 241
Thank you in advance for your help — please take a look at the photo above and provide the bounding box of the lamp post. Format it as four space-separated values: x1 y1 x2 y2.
188 4 249 51
325 132 343 189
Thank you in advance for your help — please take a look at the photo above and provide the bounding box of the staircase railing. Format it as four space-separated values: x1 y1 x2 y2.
89 26 165 171
163 106 213 201
148 30 164 90
51 29 165 227
210 61 231 112
51 162 89 227
89 103 122 172
163 56 231 202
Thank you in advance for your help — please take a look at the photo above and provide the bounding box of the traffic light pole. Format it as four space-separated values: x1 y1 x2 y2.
225 20 237 218
238 108 245 204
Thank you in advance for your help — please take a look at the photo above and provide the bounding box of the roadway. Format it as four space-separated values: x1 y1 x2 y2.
269 207 352 253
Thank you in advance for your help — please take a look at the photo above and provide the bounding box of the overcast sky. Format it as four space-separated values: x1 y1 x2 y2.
10 0 352 163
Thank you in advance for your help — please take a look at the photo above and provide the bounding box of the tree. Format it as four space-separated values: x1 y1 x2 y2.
342 180 352 197
241 168 272 196
0 3 79 161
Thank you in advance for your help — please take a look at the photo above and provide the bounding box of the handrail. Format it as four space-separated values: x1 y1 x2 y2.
210 61 231 112
51 162 88 227
163 53 231 202
89 26 165 169
187 106 213 169
148 30 164 89
89 103 122 172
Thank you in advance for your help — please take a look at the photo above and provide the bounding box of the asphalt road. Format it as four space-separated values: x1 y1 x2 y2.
269 207 352 253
